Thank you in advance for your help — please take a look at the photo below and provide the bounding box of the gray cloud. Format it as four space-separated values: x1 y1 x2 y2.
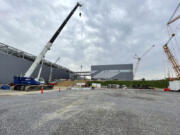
0 0 180 79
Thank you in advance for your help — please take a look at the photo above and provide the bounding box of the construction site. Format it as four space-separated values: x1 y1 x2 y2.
1 1 180 135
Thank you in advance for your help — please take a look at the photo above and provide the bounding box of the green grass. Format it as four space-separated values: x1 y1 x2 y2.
88 80 168 88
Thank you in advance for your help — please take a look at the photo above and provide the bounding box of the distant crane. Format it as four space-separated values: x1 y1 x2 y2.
163 34 180 79
133 45 155 79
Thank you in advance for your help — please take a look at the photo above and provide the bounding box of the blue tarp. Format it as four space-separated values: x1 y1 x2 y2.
1 85 10 90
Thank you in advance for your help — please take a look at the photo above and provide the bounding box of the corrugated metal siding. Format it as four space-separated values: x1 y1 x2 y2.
91 64 133 80
0 52 70 84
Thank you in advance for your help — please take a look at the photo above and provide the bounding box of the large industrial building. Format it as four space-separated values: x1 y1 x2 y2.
0 42 73 84
91 64 133 80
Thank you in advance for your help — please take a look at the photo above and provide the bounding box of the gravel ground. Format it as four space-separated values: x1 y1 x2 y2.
0 88 180 135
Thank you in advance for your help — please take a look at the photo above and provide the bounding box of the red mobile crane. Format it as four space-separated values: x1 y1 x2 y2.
163 3 180 91
163 34 180 91
163 34 180 79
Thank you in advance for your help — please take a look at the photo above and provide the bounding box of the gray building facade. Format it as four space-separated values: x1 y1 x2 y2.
91 64 133 81
0 42 72 84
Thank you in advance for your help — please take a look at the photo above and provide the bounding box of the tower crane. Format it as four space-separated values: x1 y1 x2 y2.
163 34 180 79
134 45 155 79
14 2 82 90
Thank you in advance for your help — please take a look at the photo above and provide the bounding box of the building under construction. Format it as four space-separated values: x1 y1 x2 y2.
0 42 73 84
91 64 133 81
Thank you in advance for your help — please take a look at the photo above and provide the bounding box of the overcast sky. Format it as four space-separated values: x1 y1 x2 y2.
0 0 180 80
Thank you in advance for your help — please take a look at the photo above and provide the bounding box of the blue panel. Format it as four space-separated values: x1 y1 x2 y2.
13 76 40 85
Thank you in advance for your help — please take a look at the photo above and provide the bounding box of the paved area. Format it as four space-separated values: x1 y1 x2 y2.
0 88 180 135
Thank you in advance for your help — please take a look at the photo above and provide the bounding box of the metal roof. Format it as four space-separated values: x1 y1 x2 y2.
0 42 73 73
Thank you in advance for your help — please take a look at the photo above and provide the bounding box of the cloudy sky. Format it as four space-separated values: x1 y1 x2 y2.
0 0 180 80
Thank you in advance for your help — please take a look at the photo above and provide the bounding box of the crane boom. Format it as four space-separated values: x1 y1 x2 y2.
167 3 180 25
167 15 180 25
141 45 155 58
24 2 81 77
